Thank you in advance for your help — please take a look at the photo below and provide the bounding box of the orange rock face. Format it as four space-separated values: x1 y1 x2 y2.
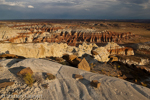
107 47 134 56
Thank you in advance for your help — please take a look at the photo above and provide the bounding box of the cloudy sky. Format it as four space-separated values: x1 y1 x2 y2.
0 0 150 19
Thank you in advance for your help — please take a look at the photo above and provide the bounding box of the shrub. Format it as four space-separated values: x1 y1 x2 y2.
23 73 34 87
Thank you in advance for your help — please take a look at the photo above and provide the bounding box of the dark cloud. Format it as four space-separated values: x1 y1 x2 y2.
118 0 150 4
0 0 150 19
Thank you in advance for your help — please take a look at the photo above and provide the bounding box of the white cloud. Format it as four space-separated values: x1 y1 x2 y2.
28 5 34 8
0 0 25 7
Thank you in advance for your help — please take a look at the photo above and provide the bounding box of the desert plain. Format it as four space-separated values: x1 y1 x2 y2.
0 20 150 100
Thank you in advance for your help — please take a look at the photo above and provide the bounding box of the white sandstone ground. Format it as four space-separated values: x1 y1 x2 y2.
0 58 150 100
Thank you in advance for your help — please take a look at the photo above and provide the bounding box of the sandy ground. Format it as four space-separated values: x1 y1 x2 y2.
0 58 150 100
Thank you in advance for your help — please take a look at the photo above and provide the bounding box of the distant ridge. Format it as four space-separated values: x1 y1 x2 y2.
0 19 150 23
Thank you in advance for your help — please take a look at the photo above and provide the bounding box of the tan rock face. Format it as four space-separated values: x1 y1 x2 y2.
77 58 90 71
17 67 33 76
0 42 134 63
0 43 68 58
0 82 14 88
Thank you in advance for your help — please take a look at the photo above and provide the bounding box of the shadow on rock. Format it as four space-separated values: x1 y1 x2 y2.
0 79 10 83
6 59 25 68
79 78 91 86
8 66 26 76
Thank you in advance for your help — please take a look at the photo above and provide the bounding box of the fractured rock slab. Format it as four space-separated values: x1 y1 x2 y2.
77 58 90 71
17 67 33 76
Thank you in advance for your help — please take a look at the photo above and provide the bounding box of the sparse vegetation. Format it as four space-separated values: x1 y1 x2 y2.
23 73 34 87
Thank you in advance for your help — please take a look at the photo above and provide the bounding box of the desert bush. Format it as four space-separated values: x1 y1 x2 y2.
23 73 34 87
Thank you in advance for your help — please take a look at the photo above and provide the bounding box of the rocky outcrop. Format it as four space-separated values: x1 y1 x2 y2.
105 42 134 56
1 24 137 46
0 42 69 58
117 55 149 65
0 42 134 63
92 47 110 62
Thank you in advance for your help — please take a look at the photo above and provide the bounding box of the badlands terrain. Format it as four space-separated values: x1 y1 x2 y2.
0 20 150 100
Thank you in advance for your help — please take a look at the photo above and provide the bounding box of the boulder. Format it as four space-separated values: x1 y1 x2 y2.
77 58 90 71
90 80 101 88
17 67 33 76
0 81 14 88
63 55 81 66
74 74 83 80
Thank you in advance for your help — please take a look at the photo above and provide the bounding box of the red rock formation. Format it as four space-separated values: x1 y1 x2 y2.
107 47 134 56
6 24 138 46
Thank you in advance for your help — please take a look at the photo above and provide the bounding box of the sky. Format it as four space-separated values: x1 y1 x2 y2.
0 0 150 19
